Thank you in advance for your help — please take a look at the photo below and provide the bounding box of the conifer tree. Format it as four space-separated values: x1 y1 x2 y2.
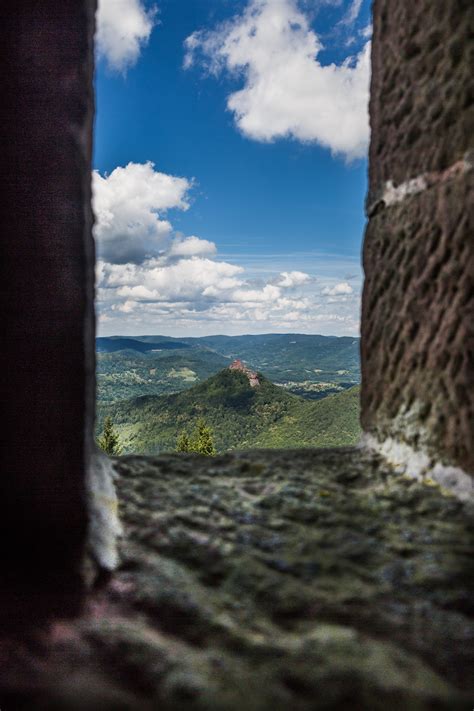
176 431 191 452
98 416 123 456
192 418 216 456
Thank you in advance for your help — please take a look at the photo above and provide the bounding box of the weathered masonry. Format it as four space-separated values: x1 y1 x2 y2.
361 0 474 495
0 0 472 708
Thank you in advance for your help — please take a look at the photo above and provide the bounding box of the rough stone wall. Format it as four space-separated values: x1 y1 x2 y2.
361 0 474 478
0 2 97 608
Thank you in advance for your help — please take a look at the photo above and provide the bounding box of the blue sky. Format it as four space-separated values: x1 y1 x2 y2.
93 0 371 337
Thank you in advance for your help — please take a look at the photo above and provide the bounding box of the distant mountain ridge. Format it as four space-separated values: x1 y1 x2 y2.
96 337 190 353
96 333 360 404
98 367 361 455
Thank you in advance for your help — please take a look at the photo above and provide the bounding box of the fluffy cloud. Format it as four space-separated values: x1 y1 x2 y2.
322 281 353 296
278 271 311 288
94 160 360 336
168 236 217 259
184 0 370 159
232 284 282 303
98 257 309 308
113 257 245 302
96 0 157 72
97 248 359 335
93 162 192 264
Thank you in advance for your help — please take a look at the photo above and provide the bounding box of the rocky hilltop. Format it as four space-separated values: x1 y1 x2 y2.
228 358 260 387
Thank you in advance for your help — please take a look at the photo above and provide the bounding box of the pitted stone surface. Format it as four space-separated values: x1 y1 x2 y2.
368 0 474 203
362 172 474 471
1 450 473 709
362 0 474 476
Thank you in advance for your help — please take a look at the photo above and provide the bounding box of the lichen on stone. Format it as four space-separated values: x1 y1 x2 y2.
6 448 471 709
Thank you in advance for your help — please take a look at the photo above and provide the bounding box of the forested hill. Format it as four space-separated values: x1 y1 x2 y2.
98 368 361 455
96 332 360 405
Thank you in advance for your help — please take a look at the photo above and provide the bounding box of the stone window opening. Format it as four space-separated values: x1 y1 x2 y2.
0 1 473 708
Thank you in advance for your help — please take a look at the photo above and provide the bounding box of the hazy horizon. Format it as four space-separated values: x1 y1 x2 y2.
97 329 361 340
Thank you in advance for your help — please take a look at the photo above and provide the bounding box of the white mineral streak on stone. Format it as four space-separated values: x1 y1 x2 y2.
361 433 474 502
381 154 473 208
430 462 474 500
382 175 428 206
360 399 473 500
86 448 123 570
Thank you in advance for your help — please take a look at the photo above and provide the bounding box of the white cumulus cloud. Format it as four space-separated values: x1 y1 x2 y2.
99 256 245 302
322 281 353 296
278 271 311 288
94 160 361 336
184 0 370 159
168 235 217 259
232 284 282 303
96 0 157 72
93 162 192 264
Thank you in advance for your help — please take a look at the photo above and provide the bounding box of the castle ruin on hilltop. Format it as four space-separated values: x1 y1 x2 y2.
228 359 260 387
